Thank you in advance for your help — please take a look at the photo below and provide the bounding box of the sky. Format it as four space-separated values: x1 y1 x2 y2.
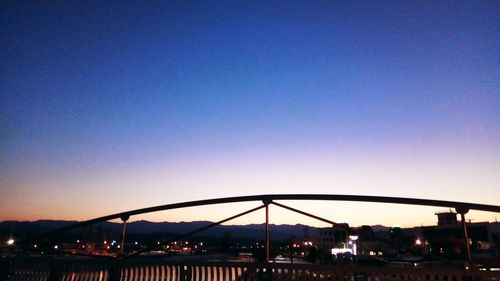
1 1 499 227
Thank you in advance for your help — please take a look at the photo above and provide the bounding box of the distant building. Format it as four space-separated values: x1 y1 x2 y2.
351 225 399 257
436 211 459 226
353 225 378 255
318 224 349 251
421 211 492 258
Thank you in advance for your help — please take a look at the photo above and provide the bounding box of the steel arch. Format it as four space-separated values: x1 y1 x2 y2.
30 194 500 241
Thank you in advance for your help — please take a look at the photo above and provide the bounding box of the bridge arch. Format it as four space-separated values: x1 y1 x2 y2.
30 194 500 243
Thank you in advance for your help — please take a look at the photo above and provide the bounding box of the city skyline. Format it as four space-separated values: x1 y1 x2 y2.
1 1 499 226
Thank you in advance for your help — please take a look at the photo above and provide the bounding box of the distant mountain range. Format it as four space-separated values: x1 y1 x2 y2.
0 220 320 241
1 220 499 242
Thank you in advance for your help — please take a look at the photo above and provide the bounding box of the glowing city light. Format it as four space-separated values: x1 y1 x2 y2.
331 248 353 255
7 239 14 245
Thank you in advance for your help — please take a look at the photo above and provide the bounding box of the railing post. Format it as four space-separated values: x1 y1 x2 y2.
108 260 122 281
179 265 186 281
47 259 63 281
0 259 12 281
456 207 472 267
120 215 129 255
257 265 273 281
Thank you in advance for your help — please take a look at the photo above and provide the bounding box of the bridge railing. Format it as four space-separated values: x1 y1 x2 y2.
2 257 499 281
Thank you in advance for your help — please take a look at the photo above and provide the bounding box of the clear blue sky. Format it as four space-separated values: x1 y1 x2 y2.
1 1 499 226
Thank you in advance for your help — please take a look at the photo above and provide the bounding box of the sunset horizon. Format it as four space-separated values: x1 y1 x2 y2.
1 1 499 231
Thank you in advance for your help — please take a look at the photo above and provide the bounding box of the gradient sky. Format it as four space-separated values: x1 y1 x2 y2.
1 1 499 227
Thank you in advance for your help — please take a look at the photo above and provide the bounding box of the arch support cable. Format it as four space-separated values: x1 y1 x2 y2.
127 204 266 257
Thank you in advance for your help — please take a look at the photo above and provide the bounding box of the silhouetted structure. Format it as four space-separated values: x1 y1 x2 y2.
436 211 459 226
422 211 492 258
318 224 349 250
